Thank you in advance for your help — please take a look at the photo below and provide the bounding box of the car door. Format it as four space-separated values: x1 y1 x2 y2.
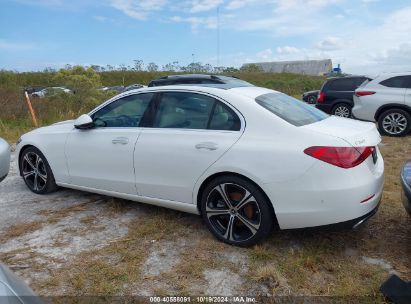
134 91 244 204
65 92 154 194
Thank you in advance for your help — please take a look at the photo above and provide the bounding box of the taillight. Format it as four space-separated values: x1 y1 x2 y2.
304 146 374 169
317 91 325 103
355 91 376 97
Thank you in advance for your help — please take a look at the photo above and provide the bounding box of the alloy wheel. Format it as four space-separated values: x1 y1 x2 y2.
334 106 350 118
205 183 261 242
382 113 407 135
22 152 48 192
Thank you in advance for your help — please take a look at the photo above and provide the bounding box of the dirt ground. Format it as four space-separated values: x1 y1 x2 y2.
0 137 410 301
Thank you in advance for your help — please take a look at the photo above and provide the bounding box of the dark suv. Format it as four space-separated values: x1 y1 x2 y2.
148 74 253 87
316 76 371 117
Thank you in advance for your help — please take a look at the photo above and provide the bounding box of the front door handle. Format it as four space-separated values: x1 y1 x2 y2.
195 142 218 151
112 137 129 145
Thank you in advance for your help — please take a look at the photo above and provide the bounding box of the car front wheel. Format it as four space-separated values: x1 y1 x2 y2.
378 109 411 137
200 175 274 247
20 146 58 194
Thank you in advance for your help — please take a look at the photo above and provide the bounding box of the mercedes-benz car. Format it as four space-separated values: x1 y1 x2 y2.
0 138 10 183
16 85 384 246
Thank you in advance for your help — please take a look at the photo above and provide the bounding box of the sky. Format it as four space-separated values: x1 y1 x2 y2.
1 0 411 74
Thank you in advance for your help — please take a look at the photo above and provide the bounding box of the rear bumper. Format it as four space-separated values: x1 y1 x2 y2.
315 103 333 114
265 148 384 229
311 200 380 231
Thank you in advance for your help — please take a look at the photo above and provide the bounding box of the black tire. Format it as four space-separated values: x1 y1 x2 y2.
200 175 274 247
20 146 58 194
332 103 352 118
307 95 317 104
377 108 411 137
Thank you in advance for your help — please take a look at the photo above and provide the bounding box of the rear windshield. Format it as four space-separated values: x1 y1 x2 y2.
256 93 329 126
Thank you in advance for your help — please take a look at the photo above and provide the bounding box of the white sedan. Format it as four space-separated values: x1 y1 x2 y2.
16 85 384 246
0 138 10 182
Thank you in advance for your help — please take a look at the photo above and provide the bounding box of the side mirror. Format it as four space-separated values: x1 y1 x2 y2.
74 114 94 130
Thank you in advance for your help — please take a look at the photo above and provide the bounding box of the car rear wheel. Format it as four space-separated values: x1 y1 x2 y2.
200 175 274 247
307 95 317 104
20 147 58 194
332 103 352 118
378 109 411 137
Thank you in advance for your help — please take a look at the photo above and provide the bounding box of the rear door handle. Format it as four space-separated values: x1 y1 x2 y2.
195 142 218 151
112 137 129 145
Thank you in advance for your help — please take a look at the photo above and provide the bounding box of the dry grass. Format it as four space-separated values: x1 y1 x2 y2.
36 203 88 224
0 221 44 243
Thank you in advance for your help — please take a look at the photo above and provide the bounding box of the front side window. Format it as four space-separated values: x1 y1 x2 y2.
380 76 411 88
256 93 328 127
92 93 153 127
153 92 215 129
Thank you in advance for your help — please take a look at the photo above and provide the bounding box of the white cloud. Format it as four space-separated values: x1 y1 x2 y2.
93 15 108 22
225 0 256 10
110 0 167 20
169 15 217 32
186 0 224 13
316 36 344 51
0 39 35 51
256 48 273 60
276 46 300 54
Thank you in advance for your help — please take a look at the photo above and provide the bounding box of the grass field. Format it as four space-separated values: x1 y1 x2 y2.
0 70 324 143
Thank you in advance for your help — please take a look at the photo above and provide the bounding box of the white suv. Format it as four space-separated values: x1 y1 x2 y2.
353 72 411 136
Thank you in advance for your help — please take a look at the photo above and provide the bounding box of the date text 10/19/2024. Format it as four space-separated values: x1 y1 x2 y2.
150 296 257 303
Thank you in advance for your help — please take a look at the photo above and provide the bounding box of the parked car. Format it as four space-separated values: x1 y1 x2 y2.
0 138 10 183
98 85 125 93
148 74 253 87
25 86 45 95
0 263 42 303
16 84 384 246
31 87 72 98
400 160 411 216
316 76 371 117
124 84 145 92
302 90 319 104
353 72 411 136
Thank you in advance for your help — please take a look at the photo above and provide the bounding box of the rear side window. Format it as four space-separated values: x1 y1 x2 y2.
152 92 241 130
380 76 411 88
209 103 241 131
256 93 328 126
328 78 357 91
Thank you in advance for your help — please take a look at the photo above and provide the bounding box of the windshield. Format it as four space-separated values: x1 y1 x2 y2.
256 93 329 126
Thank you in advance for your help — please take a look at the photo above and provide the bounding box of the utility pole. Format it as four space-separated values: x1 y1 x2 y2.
217 6 220 68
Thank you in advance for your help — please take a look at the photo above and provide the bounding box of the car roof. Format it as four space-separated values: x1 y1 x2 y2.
119 85 277 99
153 74 238 80
326 75 368 81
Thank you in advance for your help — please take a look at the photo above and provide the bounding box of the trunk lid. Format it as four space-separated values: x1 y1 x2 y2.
302 116 381 147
